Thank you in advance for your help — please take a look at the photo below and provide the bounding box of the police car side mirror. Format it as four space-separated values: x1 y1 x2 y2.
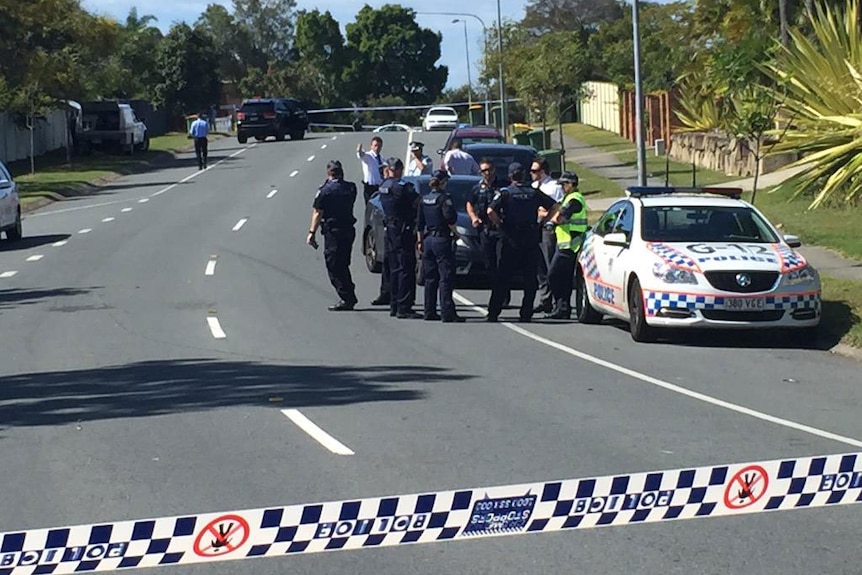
784 234 802 248
603 232 629 248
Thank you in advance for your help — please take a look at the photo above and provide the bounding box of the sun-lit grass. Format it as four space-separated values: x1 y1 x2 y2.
565 159 625 199
820 276 862 348
562 123 738 186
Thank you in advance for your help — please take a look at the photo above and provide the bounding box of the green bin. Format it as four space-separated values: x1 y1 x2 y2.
528 128 555 151
537 149 563 175
512 130 532 146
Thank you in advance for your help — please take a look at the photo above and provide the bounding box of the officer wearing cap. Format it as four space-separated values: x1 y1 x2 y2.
485 162 557 322
307 160 359 311
417 170 465 323
407 141 433 177
378 157 421 318
544 171 588 319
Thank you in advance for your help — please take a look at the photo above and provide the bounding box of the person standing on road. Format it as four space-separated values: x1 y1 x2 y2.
442 138 480 176
417 170 465 323
378 157 421 319
407 141 433 177
307 161 359 311
531 158 564 314
466 157 509 307
189 112 209 170
356 136 385 203
544 171 588 319
486 162 556 323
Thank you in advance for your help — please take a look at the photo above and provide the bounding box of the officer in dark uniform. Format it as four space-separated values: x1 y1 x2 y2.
417 170 465 323
307 161 358 311
486 162 557 322
466 157 509 307
378 157 421 319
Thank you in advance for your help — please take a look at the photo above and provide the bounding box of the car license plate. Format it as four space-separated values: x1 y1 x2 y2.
724 297 765 311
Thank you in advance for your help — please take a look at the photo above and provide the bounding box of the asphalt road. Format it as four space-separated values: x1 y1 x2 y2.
1 130 861 574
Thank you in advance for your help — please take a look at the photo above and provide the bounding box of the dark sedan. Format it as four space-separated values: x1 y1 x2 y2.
463 143 538 188
362 175 485 278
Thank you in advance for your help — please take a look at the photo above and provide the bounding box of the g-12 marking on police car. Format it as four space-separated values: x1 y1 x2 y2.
576 187 821 343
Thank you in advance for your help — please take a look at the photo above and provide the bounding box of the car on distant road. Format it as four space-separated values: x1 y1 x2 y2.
437 125 504 160
363 175 485 278
462 143 539 187
422 106 459 131
237 98 308 143
0 160 22 241
576 186 821 342
373 123 412 133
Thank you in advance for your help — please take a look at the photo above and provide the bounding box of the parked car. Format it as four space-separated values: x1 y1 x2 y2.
363 175 485 279
576 186 821 342
422 106 459 131
438 125 504 159
462 143 539 187
0 160 22 241
77 101 148 155
373 123 412 133
237 98 308 143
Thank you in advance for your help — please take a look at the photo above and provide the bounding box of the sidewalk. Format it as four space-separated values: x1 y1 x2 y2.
563 134 862 280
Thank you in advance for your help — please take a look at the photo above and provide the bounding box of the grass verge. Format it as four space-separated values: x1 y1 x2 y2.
821 276 862 349
562 123 738 187
12 132 226 208
564 159 624 199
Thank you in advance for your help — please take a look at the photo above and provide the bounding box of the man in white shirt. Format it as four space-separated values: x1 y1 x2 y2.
442 138 480 176
406 141 433 177
356 136 385 203
531 158 564 314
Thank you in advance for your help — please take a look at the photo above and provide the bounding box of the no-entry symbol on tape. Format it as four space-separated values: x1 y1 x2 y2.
193 514 250 557
724 465 769 509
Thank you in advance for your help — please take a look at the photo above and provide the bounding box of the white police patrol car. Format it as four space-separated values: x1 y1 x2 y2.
576 187 821 342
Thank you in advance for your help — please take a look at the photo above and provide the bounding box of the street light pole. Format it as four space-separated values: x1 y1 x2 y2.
631 0 648 186
496 0 507 140
452 19 473 108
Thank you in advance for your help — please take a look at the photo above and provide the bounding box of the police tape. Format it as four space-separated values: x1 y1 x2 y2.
2 451 862 574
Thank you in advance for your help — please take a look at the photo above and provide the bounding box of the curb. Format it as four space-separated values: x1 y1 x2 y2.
829 343 862 362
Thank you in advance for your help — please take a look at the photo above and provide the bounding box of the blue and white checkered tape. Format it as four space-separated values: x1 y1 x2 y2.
645 290 821 315
2 452 861 574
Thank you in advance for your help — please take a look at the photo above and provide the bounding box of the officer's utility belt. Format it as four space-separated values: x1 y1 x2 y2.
384 218 413 232
424 229 452 237
506 224 538 232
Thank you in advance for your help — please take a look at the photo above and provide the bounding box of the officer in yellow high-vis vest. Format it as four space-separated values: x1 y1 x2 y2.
544 171 588 319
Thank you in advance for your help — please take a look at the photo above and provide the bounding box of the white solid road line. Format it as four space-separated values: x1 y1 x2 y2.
232 218 248 232
290 170 299 177
0 271 18 278
207 316 227 339
451 292 862 449
102 217 115 222
52 240 67 247
26 255 43 262
78 228 92 234
121 207 133 212
307 155 315 162
205 258 217 276
281 409 355 455
267 189 278 199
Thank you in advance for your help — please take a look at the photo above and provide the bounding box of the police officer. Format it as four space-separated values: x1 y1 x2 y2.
307 160 358 311
378 157 421 319
486 162 557 322
544 171 588 319
466 157 507 306
417 170 465 323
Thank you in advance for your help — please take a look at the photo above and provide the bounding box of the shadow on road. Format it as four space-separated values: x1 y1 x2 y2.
0 234 71 251
0 286 93 310
0 359 474 429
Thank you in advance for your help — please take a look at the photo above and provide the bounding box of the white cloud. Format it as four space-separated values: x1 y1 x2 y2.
82 0 524 89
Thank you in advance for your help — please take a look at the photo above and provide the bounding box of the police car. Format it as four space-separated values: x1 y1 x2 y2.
576 187 821 342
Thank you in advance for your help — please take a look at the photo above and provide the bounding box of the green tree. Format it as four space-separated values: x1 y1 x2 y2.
343 5 448 105
291 9 345 106
196 3 265 83
522 0 622 33
154 23 221 121
232 0 297 64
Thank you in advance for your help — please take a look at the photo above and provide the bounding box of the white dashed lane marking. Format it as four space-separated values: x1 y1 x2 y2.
102 217 115 222
321 144 327 149
26 255 43 262
78 229 92 234
267 189 278 199
52 240 67 247
205 257 217 276
0 271 18 278
232 218 248 232
207 316 227 339
138 198 149 204
307 155 315 162
121 208 133 213
290 170 299 177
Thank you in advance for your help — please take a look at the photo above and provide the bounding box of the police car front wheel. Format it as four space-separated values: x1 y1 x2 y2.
628 277 656 343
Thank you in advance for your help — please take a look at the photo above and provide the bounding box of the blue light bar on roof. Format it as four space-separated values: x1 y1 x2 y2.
625 186 743 199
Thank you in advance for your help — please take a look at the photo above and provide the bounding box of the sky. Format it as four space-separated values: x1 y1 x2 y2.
81 0 527 91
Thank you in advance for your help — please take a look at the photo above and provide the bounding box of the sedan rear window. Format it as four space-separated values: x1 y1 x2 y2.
641 206 778 243
429 109 456 116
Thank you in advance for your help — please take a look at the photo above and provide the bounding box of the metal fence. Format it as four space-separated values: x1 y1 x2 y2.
0 110 68 163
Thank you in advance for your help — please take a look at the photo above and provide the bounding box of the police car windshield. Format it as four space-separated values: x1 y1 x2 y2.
641 206 779 243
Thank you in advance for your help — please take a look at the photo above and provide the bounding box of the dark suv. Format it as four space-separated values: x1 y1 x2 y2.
237 98 308 143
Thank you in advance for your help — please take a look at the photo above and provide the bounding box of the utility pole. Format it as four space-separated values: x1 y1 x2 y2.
631 0 648 185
